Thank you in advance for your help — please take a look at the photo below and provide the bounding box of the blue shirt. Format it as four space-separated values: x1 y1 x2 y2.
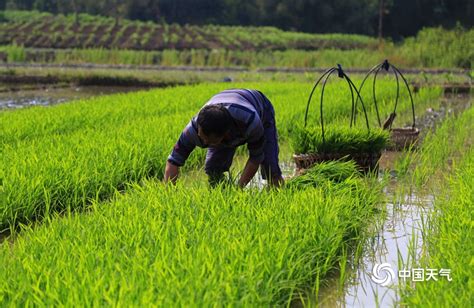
168 89 269 166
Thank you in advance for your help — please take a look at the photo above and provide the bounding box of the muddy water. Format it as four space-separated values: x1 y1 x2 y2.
0 85 149 109
317 186 434 307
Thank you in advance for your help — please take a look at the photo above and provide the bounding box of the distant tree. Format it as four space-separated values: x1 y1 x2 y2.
71 0 79 25
0 0 5 22
102 0 128 26
6 0 34 10
32 0 58 14
127 0 162 23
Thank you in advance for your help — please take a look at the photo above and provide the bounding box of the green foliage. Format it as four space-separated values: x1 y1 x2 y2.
4 0 473 38
398 27 474 69
0 10 471 68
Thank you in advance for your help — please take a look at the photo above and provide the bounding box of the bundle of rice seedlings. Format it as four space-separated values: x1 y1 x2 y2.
286 160 360 189
292 125 389 155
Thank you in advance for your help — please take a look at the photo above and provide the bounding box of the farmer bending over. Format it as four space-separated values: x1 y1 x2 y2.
164 89 284 188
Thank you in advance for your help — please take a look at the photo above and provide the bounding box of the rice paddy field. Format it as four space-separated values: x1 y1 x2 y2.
1 77 472 306
399 106 474 306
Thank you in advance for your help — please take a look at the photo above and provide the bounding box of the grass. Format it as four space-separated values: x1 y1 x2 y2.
0 65 456 97
0 172 383 305
402 152 474 306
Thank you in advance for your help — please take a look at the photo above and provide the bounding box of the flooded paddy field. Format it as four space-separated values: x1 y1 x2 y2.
1 6 471 305
0 79 471 306
0 85 152 109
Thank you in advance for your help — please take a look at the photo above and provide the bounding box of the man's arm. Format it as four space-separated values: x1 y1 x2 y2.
164 160 180 183
239 114 265 187
238 158 260 188
164 119 200 183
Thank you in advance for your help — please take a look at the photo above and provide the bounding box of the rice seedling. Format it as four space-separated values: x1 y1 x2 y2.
0 81 440 230
285 160 360 189
400 142 474 306
410 106 474 187
291 125 389 155
0 172 384 305
387 104 474 306
0 10 378 53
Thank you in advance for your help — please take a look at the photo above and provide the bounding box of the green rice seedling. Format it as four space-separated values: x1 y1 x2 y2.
393 146 415 177
0 172 384 306
410 106 474 187
0 82 440 229
390 105 474 306
401 152 474 307
286 160 360 189
291 125 389 155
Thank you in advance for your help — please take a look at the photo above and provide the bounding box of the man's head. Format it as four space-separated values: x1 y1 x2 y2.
197 104 231 146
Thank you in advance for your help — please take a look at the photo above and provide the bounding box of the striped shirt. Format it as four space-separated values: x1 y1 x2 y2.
168 89 269 166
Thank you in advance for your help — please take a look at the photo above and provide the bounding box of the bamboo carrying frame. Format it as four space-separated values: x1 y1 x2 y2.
355 60 420 150
293 65 382 173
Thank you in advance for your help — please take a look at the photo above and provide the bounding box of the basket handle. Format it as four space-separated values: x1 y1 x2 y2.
304 64 370 143
355 60 416 129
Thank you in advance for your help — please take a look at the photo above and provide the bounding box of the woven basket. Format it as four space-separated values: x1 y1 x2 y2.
388 127 420 150
293 151 382 173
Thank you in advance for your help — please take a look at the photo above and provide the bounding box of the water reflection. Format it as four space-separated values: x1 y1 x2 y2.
342 192 432 307
0 85 149 109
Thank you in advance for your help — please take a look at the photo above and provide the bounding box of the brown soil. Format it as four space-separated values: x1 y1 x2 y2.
80 24 96 34
18 21 36 33
37 21 54 33
144 28 164 50
33 35 51 48
118 25 139 49
1 19 384 51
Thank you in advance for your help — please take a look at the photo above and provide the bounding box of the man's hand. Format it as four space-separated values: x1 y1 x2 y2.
268 175 284 188
164 161 180 184
238 159 260 188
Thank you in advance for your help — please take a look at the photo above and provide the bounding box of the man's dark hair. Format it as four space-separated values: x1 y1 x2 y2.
197 104 232 136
